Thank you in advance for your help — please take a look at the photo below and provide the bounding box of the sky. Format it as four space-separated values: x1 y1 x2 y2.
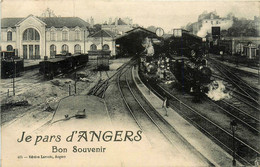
1 0 259 32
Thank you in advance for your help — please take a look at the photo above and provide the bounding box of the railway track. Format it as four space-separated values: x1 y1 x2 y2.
204 96 260 134
208 59 260 134
118 66 214 166
208 57 260 105
212 71 260 112
87 58 137 98
214 56 259 77
138 72 259 165
0 69 43 96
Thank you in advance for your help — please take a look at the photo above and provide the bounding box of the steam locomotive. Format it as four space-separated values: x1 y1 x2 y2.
171 54 212 94
161 29 212 94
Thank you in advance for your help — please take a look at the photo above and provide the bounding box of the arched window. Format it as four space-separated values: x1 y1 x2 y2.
75 30 80 41
62 44 69 53
50 45 56 58
23 28 40 41
7 45 13 51
102 44 110 51
74 44 81 53
7 31 12 41
90 44 97 51
62 30 68 41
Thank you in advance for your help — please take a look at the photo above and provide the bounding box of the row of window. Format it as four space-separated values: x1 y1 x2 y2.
7 28 82 41
50 44 110 54
23 44 40 59
5 43 110 58
6 44 110 52
90 44 110 51
53 30 81 41
8 28 41 41
50 44 81 55
205 20 221 25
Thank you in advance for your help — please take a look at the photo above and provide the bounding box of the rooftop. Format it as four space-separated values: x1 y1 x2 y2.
1 16 89 28
111 18 128 25
89 29 116 38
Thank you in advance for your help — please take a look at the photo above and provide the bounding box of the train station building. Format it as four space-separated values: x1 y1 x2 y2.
1 15 119 59
1 14 162 59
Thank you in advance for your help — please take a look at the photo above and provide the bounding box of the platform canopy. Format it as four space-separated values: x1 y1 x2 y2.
115 27 160 57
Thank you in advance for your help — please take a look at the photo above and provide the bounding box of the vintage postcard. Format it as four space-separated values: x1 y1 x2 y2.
1 0 259 166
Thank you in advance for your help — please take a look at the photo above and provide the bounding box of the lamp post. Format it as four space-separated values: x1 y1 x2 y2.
230 120 238 166
257 55 260 85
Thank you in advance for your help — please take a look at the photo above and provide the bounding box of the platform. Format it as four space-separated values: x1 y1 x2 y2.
1 94 152 167
50 95 112 130
132 67 243 167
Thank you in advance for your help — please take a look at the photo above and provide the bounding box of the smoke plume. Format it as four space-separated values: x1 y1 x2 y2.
206 80 231 101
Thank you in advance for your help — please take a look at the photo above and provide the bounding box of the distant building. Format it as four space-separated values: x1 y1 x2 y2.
220 36 260 59
187 11 233 37
198 12 233 37
102 18 133 36
87 29 116 57
122 17 133 25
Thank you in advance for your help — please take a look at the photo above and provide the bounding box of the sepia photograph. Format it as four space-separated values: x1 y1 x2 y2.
0 0 259 166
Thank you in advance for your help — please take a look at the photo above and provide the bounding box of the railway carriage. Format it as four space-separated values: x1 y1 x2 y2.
1 51 24 79
39 53 88 79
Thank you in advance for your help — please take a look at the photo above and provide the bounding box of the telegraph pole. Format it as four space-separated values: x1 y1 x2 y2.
12 58 16 96
74 72 77 94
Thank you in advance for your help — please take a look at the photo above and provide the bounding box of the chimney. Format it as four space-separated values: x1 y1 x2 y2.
115 18 118 26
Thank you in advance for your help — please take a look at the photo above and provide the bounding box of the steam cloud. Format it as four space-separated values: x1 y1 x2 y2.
206 80 231 101
142 37 154 56
197 20 233 37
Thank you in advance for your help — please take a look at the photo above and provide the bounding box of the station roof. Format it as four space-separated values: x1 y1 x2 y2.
40 17 89 28
1 16 89 28
1 18 23 28
115 27 157 40
89 29 116 38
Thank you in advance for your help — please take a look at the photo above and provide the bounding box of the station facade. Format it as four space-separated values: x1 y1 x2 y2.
1 15 116 59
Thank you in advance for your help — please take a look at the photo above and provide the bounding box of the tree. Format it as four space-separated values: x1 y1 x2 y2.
93 24 102 31
146 26 157 33
227 17 258 37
